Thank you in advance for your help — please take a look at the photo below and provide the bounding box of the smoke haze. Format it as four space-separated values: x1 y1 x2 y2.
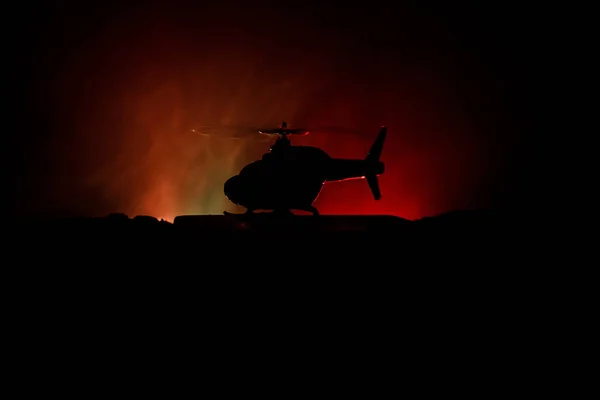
14 2 523 220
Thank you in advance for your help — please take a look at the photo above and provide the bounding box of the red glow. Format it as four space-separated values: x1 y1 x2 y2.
24 5 506 221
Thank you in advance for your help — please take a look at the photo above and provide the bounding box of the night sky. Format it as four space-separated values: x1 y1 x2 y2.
10 1 542 220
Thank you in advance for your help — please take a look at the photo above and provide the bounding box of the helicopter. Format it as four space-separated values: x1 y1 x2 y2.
223 121 387 216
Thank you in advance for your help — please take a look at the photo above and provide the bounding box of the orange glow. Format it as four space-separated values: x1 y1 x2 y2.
22 5 507 221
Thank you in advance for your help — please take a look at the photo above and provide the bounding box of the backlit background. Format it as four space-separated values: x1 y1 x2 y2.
12 2 537 220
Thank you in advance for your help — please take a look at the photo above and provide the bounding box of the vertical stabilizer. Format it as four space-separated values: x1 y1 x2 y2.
365 126 387 200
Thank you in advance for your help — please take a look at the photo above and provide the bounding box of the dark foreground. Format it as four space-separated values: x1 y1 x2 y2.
11 208 521 244
9 208 537 272
8 208 538 285
9 208 535 280
6 209 556 389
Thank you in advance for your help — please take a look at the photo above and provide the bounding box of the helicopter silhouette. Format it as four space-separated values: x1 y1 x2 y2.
224 122 387 216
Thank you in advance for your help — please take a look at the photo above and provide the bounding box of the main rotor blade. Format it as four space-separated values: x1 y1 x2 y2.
188 124 365 140
190 125 261 139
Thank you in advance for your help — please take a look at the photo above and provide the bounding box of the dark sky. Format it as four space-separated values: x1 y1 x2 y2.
10 1 543 220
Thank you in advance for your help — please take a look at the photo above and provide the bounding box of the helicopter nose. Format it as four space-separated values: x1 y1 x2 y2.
224 175 243 205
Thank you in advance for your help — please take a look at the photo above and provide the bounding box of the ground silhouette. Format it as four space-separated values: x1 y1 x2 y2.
10 209 524 261
7 207 540 387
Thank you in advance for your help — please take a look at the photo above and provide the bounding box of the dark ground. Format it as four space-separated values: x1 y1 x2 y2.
9 208 535 271
6 208 565 392
11 209 526 253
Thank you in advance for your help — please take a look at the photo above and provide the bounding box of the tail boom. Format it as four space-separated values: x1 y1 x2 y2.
324 126 387 200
